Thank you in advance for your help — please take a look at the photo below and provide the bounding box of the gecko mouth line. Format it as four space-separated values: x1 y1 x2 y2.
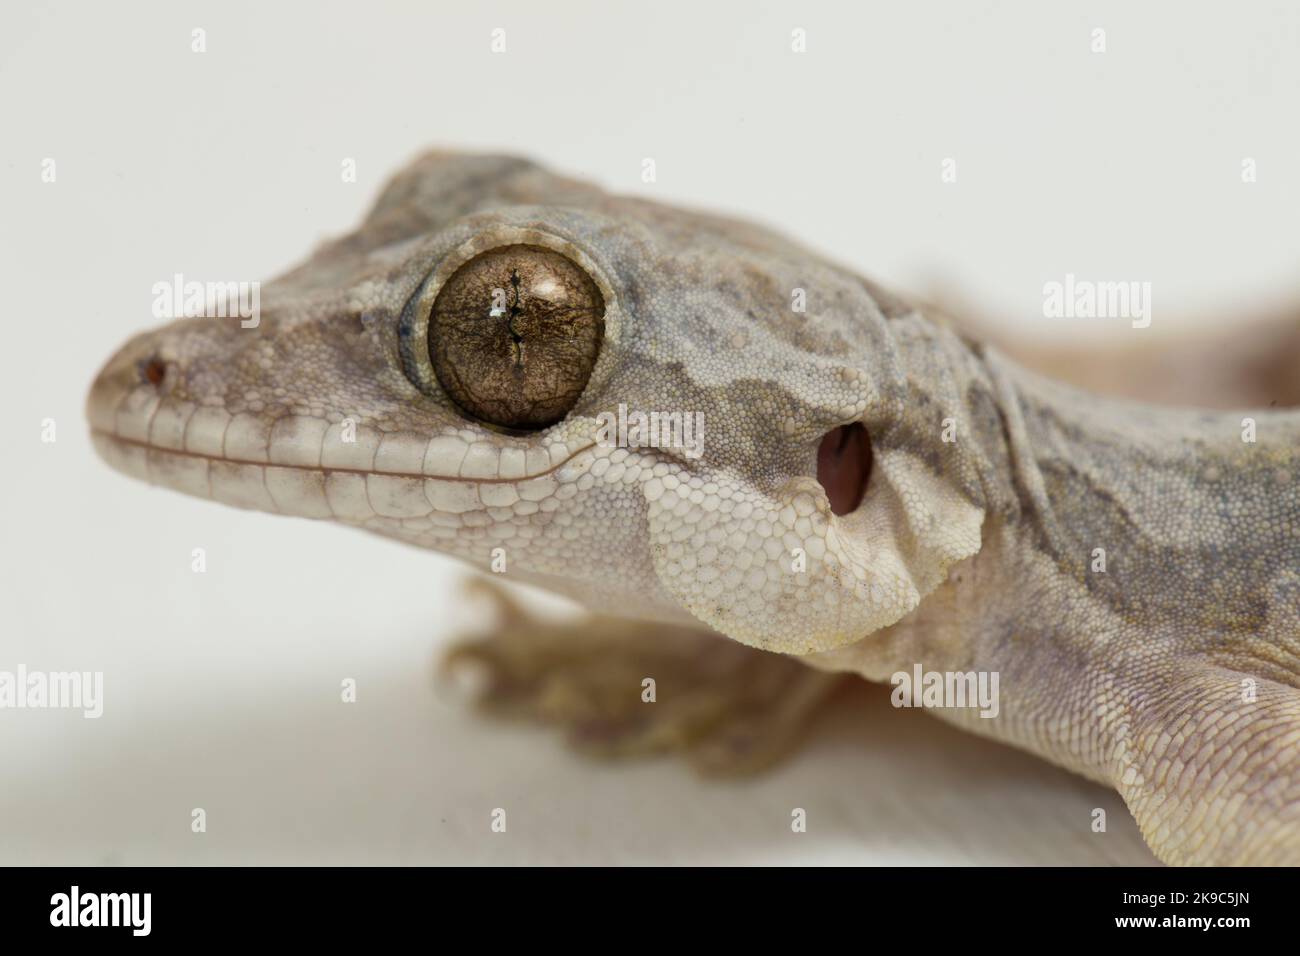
90 428 597 485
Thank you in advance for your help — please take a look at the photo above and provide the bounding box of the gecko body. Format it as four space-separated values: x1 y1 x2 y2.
87 152 1300 864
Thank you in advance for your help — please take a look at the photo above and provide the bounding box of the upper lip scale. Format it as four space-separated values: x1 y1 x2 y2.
89 428 598 485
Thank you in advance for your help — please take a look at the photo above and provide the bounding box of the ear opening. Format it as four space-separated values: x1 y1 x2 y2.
816 423 873 515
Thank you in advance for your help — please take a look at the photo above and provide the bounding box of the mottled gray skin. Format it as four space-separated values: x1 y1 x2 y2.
88 152 1300 864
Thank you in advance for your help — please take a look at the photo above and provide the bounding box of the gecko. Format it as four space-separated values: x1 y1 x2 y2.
86 151 1300 865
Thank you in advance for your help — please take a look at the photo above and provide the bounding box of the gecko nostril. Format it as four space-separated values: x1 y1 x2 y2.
816 422 872 516
139 356 166 387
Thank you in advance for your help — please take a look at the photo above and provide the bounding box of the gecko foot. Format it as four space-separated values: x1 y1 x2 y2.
440 577 845 775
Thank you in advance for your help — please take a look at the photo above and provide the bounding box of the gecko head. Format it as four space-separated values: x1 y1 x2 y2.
88 151 986 653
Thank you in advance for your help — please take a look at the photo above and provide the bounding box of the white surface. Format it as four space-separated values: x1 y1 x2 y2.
4 0 1295 865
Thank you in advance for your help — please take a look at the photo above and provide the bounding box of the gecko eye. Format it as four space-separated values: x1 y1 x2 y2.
428 244 605 430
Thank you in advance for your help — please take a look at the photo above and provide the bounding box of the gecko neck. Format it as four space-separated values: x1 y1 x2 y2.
982 349 1299 654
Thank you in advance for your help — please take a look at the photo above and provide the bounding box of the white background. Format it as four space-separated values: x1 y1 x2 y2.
3 0 1297 864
